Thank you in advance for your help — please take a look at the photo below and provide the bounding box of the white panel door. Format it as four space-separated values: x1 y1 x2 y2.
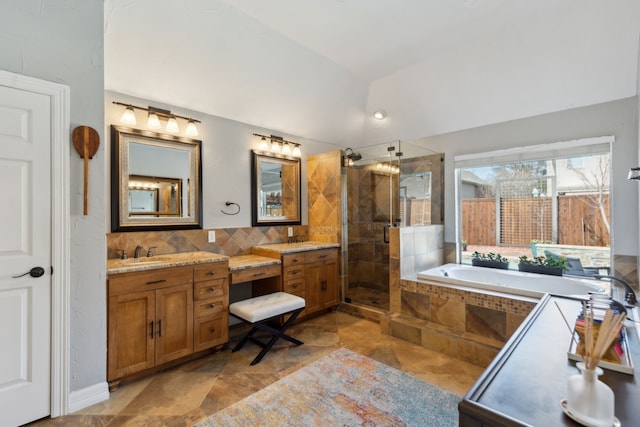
0 85 52 426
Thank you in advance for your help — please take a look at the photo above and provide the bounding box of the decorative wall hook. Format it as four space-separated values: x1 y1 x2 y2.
221 201 240 215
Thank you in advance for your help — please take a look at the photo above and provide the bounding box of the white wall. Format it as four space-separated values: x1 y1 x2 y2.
414 98 639 257
0 1 106 393
364 0 640 146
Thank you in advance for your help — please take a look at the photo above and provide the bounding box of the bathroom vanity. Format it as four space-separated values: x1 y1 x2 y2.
459 294 640 426
252 242 340 319
106 252 229 390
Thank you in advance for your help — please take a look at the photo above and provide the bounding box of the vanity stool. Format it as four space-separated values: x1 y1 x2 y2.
229 292 305 365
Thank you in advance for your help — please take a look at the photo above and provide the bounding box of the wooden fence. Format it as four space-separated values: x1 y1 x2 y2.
462 194 610 247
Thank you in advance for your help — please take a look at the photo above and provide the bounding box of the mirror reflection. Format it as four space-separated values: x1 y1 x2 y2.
111 126 202 231
251 150 301 226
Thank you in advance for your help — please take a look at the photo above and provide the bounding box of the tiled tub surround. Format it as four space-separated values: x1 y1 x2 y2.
382 277 537 367
384 225 537 367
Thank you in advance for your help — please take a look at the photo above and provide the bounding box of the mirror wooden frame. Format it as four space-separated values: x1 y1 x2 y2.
111 125 202 231
251 149 301 226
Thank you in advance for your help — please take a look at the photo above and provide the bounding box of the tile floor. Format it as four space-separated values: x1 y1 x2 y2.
345 286 390 311
29 310 484 427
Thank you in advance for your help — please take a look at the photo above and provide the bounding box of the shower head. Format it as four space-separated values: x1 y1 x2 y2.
343 148 362 165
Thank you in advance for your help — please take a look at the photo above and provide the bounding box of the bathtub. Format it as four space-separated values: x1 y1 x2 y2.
417 263 607 298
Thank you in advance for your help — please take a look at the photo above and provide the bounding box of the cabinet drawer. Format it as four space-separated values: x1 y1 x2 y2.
282 253 305 267
284 278 305 294
193 262 228 283
194 278 228 300
231 264 281 284
283 265 305 281
194 297 227 318
305 249 337 263
108 266 192 296
194 313 228 352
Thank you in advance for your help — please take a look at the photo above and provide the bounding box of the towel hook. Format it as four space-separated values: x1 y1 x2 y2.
221 201 240 215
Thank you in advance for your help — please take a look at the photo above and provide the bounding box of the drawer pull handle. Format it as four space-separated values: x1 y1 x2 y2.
292 284 298 288
253 272 266 277
319 254 328 259
209 271 216 276
293 258 299 262
210 287 216 292
150 321 154 339
210 303 216 308
157 320 162 337
291 270 300 275
209 327 215 333
146 279 167 285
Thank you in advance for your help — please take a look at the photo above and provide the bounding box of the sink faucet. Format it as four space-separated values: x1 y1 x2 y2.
134 245 144 258
593 275 638 306
147 246 157 257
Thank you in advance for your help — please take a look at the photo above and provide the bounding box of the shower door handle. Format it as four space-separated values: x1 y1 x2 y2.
383 224 390 244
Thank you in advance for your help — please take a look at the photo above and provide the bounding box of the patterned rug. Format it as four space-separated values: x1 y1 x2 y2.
194 348 460 426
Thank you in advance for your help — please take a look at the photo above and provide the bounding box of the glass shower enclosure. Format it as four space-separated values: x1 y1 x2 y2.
342 141 442 311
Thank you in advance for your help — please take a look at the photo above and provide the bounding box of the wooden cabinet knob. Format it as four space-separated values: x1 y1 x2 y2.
210 303 215 308
210 286 216 292
209 327 215 333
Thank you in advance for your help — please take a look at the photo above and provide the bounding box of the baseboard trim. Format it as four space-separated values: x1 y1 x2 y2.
67 381 109 413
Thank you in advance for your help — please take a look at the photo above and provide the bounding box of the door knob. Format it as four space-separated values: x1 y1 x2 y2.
12 266 45 278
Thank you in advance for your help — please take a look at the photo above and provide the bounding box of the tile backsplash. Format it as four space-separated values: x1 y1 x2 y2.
106 226 308 260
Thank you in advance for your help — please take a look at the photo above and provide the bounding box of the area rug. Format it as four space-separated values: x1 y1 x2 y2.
194 348 460 426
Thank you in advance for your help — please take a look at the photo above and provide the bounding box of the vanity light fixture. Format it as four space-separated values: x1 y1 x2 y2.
252 133 302 157
373 110 387 120
147 112 162 130
165 117 180 133
120 106 137 125
186 120 199 137
113 102 201 136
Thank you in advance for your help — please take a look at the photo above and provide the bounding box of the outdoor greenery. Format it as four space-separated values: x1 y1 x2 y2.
518 255 567 269
472 251 508 264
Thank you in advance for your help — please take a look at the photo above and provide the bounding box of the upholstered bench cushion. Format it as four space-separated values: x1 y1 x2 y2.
229 292 305 323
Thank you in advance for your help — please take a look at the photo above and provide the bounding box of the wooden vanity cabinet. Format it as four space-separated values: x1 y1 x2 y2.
277 248 339 318
107 260 229 389
193 262 229 352
108 266 193 386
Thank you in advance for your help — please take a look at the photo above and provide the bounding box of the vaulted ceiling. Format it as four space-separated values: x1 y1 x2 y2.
104 0 640 148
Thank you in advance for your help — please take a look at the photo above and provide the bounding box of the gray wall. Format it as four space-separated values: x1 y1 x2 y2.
0 1 106 392
414 97 639 258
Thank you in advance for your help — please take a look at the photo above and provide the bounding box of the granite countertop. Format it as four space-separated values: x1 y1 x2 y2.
228 255 282 271
252 241 340 254
107 251 229 274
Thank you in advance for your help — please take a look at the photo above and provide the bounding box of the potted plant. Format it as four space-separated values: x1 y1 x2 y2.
471 251 509 269
518 255 566 276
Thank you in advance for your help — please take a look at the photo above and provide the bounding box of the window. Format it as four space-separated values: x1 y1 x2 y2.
455 136 612 276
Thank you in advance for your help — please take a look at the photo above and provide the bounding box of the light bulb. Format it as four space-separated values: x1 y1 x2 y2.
121 106 137 125
271 140 281 153
166 117 180 133
282 142 291 155
259 137 269 150
147 113 161 129
186 120 199 137
373 110 386 120
292 144 301 157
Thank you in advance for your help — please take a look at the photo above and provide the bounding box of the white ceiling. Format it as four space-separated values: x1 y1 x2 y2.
104 0 640 148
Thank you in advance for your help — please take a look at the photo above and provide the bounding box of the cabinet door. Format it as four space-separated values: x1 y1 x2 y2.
155 283 194 365
321 260 340 308
304 261 324 314
108 291 155 380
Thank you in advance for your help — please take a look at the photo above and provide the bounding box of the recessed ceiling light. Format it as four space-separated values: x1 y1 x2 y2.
373 110 386 120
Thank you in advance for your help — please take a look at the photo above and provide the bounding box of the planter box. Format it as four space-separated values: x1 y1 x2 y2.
472 259 509 269
518 263 563 276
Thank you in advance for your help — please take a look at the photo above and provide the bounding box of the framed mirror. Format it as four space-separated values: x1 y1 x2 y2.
111 125 202 231
251 150 301 226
